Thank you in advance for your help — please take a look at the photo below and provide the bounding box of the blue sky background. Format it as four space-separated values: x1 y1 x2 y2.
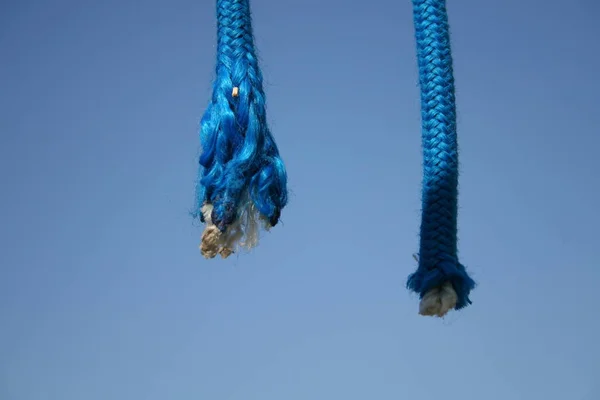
1 0 599 399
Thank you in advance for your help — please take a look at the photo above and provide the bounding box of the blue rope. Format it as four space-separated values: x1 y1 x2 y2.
195 0 287 234
406 0 476 310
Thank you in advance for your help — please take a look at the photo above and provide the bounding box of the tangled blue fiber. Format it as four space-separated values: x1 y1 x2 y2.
406 0 476 315
194 0 287 258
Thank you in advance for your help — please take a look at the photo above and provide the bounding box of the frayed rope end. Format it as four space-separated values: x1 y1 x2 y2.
418 281 458 317
199 201 271 259
407 254 476 318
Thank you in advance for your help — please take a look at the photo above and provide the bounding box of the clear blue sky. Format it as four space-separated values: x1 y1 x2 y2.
1 0 599 398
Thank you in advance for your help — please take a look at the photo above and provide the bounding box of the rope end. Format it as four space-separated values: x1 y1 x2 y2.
418 282 457 317
407 254 475 317
198 198 273 259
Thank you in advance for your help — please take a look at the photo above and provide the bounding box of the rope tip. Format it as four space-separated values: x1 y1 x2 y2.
407 255 475 316
418 281 457 317
197 200 274 260
200 225 221 259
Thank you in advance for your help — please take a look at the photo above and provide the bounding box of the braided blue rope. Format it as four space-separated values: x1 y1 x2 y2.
194 0 287 253
406 0 475 312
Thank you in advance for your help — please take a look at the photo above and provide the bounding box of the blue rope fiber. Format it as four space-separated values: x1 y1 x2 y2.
406 0 476 310
194 0 287 238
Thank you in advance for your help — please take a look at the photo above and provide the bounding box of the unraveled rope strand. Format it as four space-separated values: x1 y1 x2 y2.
194 0 288 258
406 0 475 317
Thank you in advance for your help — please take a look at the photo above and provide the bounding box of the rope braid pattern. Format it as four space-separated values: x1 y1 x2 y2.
406 0 475 316
194 0 287 258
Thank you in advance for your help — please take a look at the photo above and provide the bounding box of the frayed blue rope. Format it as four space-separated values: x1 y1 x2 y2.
194 0 287 233
406 0 476 311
